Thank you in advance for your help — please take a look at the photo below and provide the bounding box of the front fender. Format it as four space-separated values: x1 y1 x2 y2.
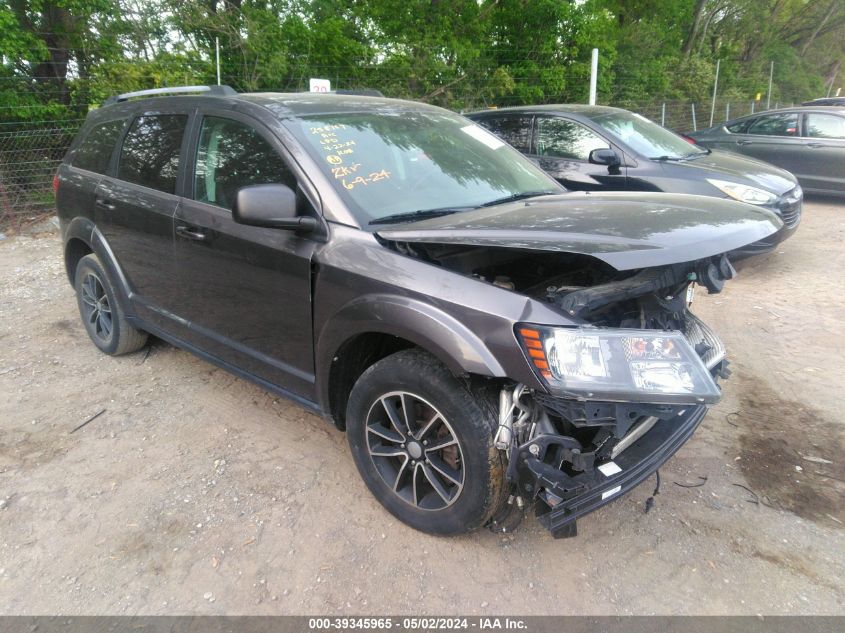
315 293 508 411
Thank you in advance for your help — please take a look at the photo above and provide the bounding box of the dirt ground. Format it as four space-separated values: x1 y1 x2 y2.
1 198 844 616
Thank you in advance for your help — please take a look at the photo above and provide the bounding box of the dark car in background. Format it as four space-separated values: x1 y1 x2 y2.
57 87 781 539
690 107 845 196
466 105 801 257
802 97 845 107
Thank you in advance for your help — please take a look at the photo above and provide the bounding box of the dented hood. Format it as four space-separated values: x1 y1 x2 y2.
376 191 782 270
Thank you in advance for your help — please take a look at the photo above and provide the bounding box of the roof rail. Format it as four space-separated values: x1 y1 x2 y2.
103 85 237 105
333 89 385 97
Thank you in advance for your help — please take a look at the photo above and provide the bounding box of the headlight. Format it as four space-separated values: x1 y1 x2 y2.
707 178 778 206
517 325 721 404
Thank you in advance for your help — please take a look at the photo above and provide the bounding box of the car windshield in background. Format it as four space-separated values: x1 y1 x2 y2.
590 110 706 160
285 112 560 225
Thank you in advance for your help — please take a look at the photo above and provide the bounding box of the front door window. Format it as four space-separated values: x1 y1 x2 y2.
535 117 609 161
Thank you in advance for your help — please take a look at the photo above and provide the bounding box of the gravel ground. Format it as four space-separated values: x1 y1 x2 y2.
0 199 844 615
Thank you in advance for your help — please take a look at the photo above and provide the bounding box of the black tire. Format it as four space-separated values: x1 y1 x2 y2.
346 349 506 535
74 253 148 355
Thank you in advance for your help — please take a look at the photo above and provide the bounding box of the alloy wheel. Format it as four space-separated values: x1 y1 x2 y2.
365 391 465 510
79 272 113 343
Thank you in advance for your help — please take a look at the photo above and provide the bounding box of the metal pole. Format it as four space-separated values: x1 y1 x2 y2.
726 102 730 121
751 100 755 114
215 38 221 86
766 61 774 109
709 59 720 127
661 102 666 126
691 103 697 131
588 48 599 105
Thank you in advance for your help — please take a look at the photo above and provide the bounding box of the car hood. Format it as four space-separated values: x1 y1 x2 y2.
669 149 797 195
376 192 782 271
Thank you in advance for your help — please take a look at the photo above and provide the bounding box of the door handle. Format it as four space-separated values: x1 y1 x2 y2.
175 225 208 242
736 139 752 146
807 142 825 148
95 198 115 211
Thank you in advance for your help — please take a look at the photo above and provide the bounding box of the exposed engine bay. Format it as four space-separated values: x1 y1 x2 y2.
387 241 736 328
385 240 735 537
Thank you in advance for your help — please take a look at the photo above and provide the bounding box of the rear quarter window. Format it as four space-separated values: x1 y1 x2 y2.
71 120 125 173
476 115 533 153
117 114 188 194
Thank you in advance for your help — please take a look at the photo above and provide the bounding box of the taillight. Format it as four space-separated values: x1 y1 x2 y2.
52 173 59 196
680 134 698 144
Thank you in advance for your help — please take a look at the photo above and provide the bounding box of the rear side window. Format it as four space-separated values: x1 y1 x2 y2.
535 117 609 160
72 120 124 173
746 113 798 137
117 114 188 194
477 115 532 152
806 113 845 139
194 116 294 209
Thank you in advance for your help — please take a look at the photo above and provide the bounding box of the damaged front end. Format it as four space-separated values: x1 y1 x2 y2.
488 254 735 538
376 193 779 537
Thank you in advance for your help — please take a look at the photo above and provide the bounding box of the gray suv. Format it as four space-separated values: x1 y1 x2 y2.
56 86 781 538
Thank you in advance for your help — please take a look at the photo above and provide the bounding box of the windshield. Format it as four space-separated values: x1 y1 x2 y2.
284 111 561 225
590 110 705 160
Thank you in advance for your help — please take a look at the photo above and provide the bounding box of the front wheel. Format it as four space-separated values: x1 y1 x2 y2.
346 350 506 535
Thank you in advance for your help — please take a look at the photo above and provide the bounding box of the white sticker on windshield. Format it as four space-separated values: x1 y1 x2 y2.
461 124 505 150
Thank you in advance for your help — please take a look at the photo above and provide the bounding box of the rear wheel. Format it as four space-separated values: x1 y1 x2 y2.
346 349 506 535
74 254 147 355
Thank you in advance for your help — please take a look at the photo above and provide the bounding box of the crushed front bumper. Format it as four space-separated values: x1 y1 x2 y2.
515 404 708 538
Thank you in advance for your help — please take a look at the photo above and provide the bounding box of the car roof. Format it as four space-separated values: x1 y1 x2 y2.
715 105 845 128
730 105 845 117
89 90 445 122
465 104 629 119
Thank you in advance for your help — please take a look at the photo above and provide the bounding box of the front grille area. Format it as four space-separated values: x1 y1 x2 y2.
683 313 726 369
779 188 802 228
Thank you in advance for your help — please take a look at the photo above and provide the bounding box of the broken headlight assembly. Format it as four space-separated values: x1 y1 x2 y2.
517 325 721 405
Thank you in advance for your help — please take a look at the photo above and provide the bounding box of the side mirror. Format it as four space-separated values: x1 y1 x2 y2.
232 184 318 233
589 148 621 167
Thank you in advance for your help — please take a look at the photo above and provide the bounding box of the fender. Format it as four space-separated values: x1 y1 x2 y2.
62 216 136 317
315 293 508 413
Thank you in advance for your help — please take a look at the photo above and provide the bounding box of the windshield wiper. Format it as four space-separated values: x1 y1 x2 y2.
479 190 558 207
369 190 558 225
368 206 471 226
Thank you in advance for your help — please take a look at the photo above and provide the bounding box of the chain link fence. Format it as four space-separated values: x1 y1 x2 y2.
0 119 83 229
0 98 799 230
624 98 797 133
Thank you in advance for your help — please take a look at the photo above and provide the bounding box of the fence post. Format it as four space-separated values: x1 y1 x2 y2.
709 59 720 127
215 37 221 86
766 61 774 110
751 101 755 114
725 102 730 121
661 102 666 126
588 48 599 105
691 103 697 131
